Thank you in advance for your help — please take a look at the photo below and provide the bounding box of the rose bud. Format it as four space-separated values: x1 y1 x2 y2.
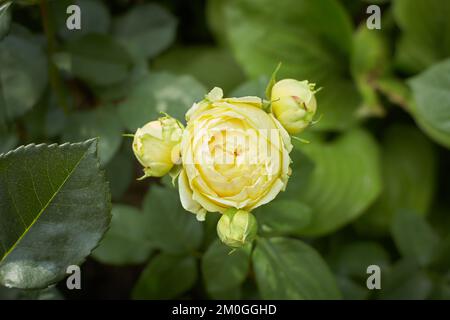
271 79 317 134
217 209 258 248
132 116 183 179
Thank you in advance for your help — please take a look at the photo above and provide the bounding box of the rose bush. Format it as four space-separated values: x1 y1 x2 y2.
1 0 449 301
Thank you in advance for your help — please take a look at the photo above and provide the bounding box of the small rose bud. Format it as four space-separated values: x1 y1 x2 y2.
271 79 317 134
217 209 258 248
132 116 183 178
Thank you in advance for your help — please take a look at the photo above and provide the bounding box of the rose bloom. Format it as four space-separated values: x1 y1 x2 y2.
178 88 292 221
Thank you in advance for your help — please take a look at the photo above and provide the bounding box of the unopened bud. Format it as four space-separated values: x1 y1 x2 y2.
217 209 257 248
132 116 183 178
271 79 317 134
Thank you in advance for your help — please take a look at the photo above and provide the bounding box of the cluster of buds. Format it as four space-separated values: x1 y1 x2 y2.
131 67 318 248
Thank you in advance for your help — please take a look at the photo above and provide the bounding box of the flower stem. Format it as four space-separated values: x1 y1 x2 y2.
39 0 69 114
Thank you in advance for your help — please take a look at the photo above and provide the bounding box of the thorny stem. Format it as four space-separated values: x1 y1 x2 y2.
39 0 69 114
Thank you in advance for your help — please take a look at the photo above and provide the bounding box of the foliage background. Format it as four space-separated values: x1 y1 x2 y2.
0 0 450 299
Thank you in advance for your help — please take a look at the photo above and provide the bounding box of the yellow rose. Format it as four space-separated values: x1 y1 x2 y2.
271 79 317 134
178 87 292 221
132 116 183 178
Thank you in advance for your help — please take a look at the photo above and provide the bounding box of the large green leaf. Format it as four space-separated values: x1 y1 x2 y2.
202 239 250 296
142 185 203 254
356 125 436 235
393 0 450 73
132 253 197 299
0 139 111 289
118 72 206 131
0 2 11 40
409 58 450 148
252 237 341 299
391 210 439 267
295 129 381 236
66 34 133 87
61 105 123 165
222 0 361 130
0 30 48 120
92 205 153 266
113 3 176 60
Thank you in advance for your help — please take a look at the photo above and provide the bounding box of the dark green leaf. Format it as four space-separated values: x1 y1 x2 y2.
62 105 123 165
356 125 436 235
394 0 450 73
252 237 341 299
0 31 48 120
0 139 111 289
118 72 206 131
254 200 312 236
132 253 197 299
391 210 439 266
143 185 203 254
113 3 176 59
280 147 315 199
92 205 153 266
202 212 220 249
222 0 361 130
409 58 450 148
296 129 382 236
66 34 133 87
202 239 250 295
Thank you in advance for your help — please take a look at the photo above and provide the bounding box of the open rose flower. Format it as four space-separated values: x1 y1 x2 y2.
178 87 293 222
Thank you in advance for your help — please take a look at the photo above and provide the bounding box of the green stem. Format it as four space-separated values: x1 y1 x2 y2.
39 0 69 114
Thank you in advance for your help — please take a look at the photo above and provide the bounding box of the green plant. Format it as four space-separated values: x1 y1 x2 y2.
0 0 449 300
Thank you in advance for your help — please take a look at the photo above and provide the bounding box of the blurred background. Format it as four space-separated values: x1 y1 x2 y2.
0 0 449 300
